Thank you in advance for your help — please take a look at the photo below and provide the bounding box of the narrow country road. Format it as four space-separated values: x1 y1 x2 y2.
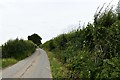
1 48 52 78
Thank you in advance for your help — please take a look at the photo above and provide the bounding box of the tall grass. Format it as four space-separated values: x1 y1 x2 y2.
46 50 68 78
2 58 17 68
0 59 1 69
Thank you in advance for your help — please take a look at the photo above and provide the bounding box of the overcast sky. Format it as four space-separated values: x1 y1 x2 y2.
0 0 118 45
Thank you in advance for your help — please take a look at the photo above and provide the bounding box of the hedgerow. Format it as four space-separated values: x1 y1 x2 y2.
2 38 37 60
42 4 120 79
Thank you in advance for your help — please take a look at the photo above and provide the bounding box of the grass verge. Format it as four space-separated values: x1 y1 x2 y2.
0 59 1 69
0 58 18 69
46 50 68 78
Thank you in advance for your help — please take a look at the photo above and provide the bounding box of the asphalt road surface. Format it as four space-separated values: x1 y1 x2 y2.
1 48 52 78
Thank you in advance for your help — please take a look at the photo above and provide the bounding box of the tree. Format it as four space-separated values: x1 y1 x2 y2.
117 0 120 20
28 33 42 46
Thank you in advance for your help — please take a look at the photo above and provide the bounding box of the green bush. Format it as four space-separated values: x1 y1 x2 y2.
2 38 37 60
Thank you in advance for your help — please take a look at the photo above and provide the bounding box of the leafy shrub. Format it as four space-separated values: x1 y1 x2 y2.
2 38 37 60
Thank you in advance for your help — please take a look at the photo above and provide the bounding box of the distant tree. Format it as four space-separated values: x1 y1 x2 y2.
28 33 42 46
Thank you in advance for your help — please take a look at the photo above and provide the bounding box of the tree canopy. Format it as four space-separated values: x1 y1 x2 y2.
28 33 42 46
